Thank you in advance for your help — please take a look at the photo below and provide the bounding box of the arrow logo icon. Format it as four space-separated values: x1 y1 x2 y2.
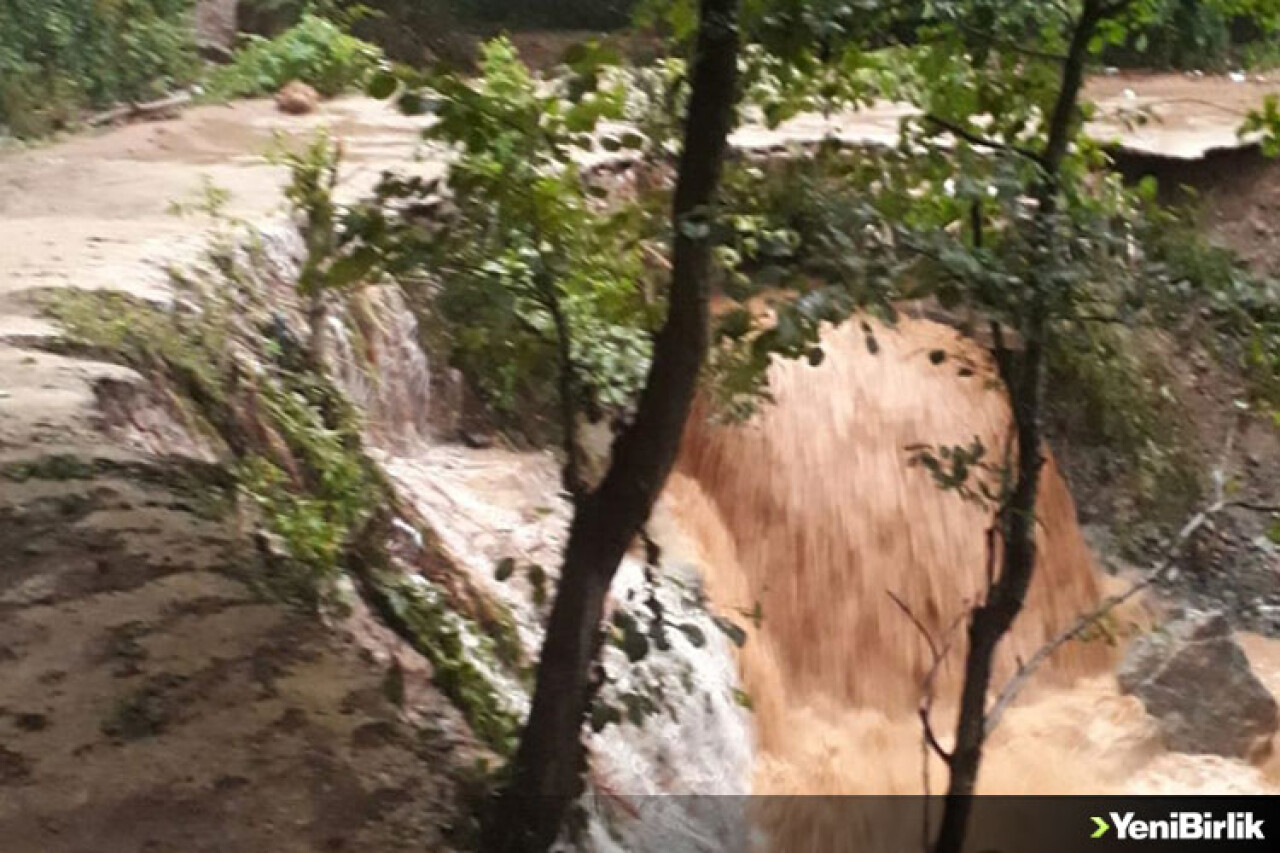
1091 816 1110 839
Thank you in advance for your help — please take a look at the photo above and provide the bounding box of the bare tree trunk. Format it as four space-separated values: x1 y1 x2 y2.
932 3 1111 851
480 3 742 851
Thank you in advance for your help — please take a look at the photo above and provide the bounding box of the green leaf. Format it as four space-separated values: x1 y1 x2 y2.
713 616 747 648
676 623 707 648
326 247 378 290
623 692 646 725
398 91 428 116
590 701 620 732
527 564 547 606
367 69 398 100
718 308 753 341
613 610 650 662
562 42 590 67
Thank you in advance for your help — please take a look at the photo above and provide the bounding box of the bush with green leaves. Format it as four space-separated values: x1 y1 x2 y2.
0 0 197 137
206 13 384 99
374 38 659 448
1100 0 1280 70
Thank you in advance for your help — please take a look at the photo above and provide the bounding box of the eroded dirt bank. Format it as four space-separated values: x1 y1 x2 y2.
0 99 467 852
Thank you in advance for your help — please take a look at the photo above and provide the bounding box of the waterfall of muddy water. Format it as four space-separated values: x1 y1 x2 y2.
664 317 1280 849
329 285 434 449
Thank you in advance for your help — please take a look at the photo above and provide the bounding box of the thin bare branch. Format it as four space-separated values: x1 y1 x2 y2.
889 590 941 660
922 611 967 761
1232 500 1280 514
887 590 964 765
922 115 1046 166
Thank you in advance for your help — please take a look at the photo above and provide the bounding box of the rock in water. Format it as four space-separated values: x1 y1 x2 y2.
1118 611 1278 758
275 81 320 115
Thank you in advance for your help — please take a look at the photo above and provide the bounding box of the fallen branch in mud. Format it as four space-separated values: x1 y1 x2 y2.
86 91 193 128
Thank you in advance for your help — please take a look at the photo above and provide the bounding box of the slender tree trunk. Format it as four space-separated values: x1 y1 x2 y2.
481 3 742 851
543 281 585 497
932 3 1108 851
308 290 328 370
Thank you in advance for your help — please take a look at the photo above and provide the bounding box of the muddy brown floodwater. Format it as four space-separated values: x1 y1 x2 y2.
668 319 1280 850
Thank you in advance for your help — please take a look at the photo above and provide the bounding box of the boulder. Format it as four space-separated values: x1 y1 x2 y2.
195 0 238 49
1118 610 1278 758
275 82 320 116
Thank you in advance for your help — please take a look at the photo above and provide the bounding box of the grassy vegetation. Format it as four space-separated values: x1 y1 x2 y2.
377 575 522 753
40 235 526 752
1143 212 1280 416
0 0 197 138
205 13 384 100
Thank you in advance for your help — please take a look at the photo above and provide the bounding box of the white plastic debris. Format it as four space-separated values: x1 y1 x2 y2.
1230 71 1247 83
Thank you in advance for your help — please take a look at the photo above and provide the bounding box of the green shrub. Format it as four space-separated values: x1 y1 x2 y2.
1102 0 1278 70
237 0 474 66
206 13 384 99
0 0 197 137
396 38 658 437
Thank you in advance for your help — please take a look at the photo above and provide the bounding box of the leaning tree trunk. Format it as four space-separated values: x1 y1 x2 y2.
932 2 1112 852
308 290 329 370
480 3 742 851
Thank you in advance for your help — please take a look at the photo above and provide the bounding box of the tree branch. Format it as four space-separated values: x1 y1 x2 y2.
923 115 1046 166
887 591 965 765
483 3 742 849
954 23 1070 63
